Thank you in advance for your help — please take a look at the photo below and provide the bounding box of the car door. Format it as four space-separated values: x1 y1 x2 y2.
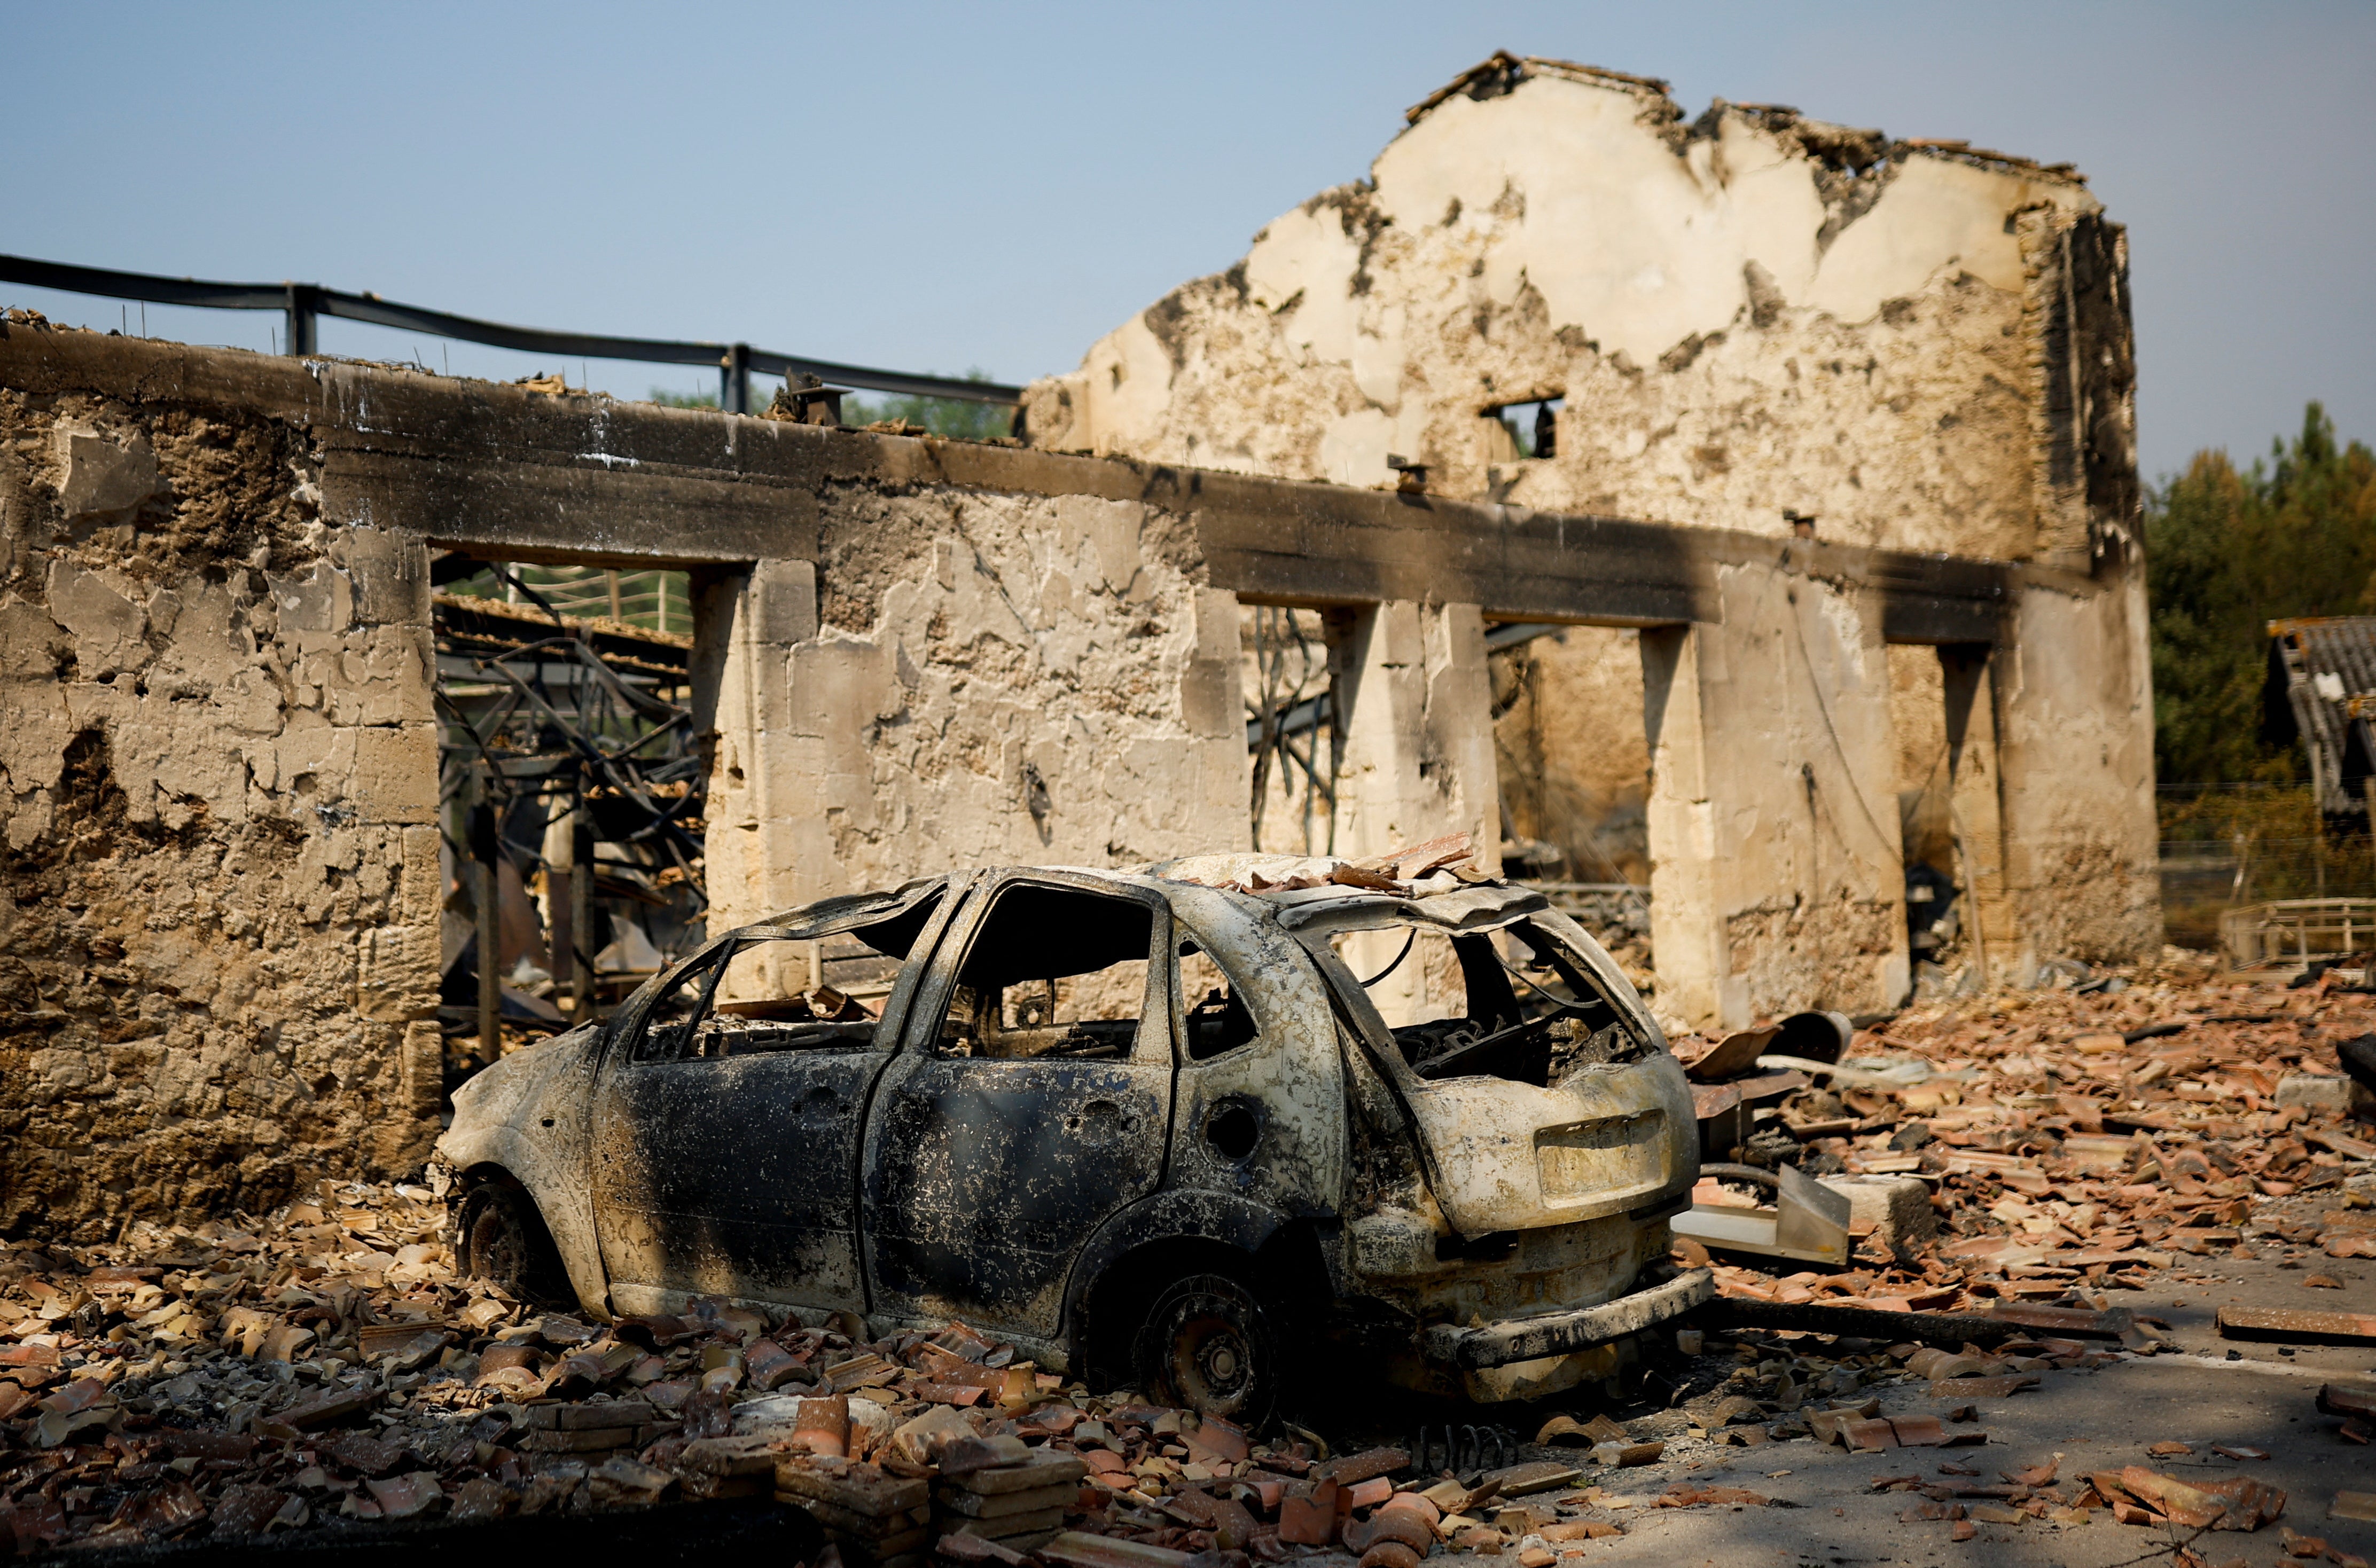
588 879 957 1315
1161 883 1347 1221
861 872 1175 1340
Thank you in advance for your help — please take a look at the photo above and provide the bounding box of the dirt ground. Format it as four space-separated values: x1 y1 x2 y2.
0 958 2368 1563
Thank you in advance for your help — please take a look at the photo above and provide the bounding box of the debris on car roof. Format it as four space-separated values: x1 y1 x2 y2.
1138 832 1483 897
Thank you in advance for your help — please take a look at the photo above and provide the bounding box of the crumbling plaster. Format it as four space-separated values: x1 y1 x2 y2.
1023 60 2111 561
0 386 442 1237
1021 56 2154 1018
691 486 1250 937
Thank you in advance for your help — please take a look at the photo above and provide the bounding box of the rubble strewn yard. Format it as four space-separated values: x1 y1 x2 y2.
2 955 2366 1564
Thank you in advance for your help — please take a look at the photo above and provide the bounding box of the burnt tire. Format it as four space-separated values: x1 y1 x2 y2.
1132 1270 1282 1426
456 1180 571 1308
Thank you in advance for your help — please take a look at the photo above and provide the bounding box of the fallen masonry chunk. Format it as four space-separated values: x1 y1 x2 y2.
944 1451 1088 1495
1985 1303 2135 1340
2219 1307 2376 1346
1040 1531 1195 1568
1697 1298 2025 1348
679 1434 787 1477
1278 1479 1341 1545
1930 1375 2040 1400
939 1532 1036 1567
1479 1461 1581 1496
1590 1440 1665 1467
274 1385 382 1431
1314 1447 1409 1486
941 1435 1033 1477
2092 1468 2287 1531
1659 1483 1771 1508
2317 1383 2376 1434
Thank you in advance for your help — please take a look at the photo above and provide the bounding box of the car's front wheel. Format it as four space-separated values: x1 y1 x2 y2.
1133 1271 1283 1426
456 1179 572 1307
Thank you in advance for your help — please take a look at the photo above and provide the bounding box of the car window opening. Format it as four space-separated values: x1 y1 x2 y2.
1367 919 1646 1086
937 885 1153 1062
1178 940 1260 1061
635 895 944 1064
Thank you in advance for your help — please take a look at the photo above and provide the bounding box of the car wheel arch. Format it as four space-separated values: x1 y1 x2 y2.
1062 1189 1332 1389
450 1158 611 1320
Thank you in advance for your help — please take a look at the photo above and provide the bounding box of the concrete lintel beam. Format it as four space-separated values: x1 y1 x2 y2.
3 327 2097 635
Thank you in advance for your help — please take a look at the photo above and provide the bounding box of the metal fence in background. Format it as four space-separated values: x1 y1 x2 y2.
2156 781 2376 948
0 253 1023 414
447 565 691 637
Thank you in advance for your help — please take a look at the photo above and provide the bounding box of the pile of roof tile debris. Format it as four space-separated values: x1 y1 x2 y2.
0 1179 1629 1561
1672 950 2376 1316
1 951 2370 1557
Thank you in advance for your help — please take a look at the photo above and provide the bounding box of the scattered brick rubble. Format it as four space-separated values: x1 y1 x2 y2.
1676 951 2376 1313
0 954 2370 1557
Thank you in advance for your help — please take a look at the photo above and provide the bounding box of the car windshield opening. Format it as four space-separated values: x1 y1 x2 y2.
1343 918 1649 1086
936 884 1155 1062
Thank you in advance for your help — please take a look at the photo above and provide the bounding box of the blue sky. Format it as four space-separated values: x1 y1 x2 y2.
4 1 2369 480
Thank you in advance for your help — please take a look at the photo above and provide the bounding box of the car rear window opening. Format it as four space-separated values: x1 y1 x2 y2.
1356 920 1651 1086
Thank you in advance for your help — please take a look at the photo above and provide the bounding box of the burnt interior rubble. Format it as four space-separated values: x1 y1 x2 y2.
0 46 2234 1562
429 567 708 1084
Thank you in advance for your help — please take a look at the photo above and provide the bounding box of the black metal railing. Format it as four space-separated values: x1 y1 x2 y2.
0 253 1023 414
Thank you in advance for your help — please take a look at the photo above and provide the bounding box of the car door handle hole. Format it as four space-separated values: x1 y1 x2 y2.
1067 1099 1129 1140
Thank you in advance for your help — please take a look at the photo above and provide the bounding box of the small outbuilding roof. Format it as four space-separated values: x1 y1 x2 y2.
2266 617 2376 819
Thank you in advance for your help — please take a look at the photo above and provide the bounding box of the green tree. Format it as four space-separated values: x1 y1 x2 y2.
2148 402 2376 783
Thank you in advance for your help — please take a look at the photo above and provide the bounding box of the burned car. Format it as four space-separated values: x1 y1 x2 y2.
433 852 1708 1417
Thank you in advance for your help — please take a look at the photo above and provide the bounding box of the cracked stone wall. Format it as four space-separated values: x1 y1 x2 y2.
702 484 1248 934
1022 56 2125 561
0 387 440 1238
1023 55 2153 1004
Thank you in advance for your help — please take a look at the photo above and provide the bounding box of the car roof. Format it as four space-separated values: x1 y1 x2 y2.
754 849 1544 938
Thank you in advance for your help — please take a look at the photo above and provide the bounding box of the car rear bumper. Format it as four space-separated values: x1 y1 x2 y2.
1419 1265 1714 1370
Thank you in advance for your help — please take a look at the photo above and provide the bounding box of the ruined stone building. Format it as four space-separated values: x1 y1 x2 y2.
0 54 2156 1230
1027 52 2156 1029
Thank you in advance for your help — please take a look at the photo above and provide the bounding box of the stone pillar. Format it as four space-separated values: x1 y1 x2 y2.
1640 567 1910 1031
1988 574 2161 970
695 558 818 948
1327 600 1499 1025
338 527 445 1163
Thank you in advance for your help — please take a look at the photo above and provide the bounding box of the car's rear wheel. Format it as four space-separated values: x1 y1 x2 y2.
1133 1271 1282 1425
456 1180 571 1307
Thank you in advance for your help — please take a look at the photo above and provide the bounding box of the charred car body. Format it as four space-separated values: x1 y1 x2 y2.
434 854 1709 1417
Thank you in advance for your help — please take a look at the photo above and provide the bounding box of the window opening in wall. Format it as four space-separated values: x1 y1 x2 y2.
1244 606 1338 855
1483 396 1564 462
934 884 1155 1062
434 554 706 1091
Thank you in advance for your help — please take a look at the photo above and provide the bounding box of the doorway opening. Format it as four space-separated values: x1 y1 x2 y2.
1887 645 1966 996
433 554 706 1091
